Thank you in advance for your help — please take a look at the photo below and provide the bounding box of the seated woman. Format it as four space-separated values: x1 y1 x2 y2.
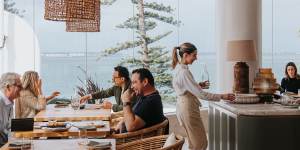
15 71 60 118
280 62 300 94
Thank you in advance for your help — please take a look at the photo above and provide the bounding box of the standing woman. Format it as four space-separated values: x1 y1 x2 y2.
15 71 60 118
172 42 235 150
280 62 300 94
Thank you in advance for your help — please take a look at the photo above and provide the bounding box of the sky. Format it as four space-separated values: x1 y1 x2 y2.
11 0 300 53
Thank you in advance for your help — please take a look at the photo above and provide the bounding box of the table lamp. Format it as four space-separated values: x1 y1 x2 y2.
227 40 257 93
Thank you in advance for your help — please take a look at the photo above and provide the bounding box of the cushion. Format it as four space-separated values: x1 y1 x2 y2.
163 133 177 148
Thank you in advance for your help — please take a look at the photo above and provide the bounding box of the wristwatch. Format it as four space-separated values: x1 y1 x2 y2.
123 102 131 107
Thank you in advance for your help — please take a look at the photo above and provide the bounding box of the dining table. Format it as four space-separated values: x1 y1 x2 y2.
34 104 111 122
0 139 116 150
12 120 111 138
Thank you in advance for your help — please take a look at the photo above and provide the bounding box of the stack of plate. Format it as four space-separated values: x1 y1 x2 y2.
253 68 279 95
234 94 260 104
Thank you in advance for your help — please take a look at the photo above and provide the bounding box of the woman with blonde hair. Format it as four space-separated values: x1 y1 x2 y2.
172 42 235 150
15 71 60 118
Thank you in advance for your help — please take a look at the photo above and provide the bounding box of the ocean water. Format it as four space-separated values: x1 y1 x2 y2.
40 52 300 107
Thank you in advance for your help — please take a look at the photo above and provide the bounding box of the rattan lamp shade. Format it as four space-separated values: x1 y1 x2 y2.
66 0 100 32
44 0 67 21
66 0 96 21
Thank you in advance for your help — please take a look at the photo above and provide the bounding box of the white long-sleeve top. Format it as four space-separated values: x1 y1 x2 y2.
172 64 221 101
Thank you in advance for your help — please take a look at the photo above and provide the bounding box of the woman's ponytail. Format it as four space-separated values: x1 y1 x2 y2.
172 47 180 69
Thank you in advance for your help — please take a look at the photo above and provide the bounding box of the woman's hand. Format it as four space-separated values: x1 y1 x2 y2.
221 93 235 101
46 91 60 101
199 80 210 89
51 91 60 98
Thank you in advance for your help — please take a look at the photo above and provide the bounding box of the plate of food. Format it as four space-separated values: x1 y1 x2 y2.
8 141 31 150
42 121 70 132
86 141 112 150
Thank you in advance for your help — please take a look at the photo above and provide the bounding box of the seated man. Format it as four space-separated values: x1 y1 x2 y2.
0 72 22 147
116 68 166 132
80 66 136 112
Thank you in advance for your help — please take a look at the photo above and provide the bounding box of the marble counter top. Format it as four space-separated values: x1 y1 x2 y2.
211 101 300 116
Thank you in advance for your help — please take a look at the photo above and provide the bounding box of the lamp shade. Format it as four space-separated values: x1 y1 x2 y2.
227 40 257 61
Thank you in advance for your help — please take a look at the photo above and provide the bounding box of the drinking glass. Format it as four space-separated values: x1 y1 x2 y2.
200 63 210 89
78 126 88 146
71 97 80 110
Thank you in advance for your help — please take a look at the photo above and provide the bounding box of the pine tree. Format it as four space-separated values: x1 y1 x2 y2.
98 0 179 102
4 0 25 17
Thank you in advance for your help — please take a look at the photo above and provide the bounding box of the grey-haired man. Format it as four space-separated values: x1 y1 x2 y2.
0 72 22 147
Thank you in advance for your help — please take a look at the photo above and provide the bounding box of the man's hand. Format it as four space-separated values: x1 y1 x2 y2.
221 93 235 101
102 100 112 109
80 95 92 103
121 89 135 103
113 120 125 133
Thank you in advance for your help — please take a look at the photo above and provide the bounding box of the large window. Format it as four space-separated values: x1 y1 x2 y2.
262 0 300 81
7 0 217 110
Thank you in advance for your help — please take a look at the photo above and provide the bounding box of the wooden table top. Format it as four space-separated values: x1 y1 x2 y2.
34 104 111 122
13 121 111 138
0 139 116 150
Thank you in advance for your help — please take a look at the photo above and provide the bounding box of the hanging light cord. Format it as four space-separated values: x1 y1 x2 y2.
85 32 88 89
132 1 135 64
177 0 179 45
33 0 36 70
271 0 274 68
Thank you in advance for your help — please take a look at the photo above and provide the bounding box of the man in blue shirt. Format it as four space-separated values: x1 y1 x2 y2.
116 68 165 132
0 72 22 147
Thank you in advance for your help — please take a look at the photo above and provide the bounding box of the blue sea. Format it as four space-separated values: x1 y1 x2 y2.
40 52 300 107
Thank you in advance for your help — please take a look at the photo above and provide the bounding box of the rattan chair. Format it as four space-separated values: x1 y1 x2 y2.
117 134 185 150
110 119 169 146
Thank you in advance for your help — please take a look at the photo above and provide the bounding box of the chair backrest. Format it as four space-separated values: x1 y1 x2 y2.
116 134 185 150
110 119 169 145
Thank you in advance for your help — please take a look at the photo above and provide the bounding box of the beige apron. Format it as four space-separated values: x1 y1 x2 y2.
176 92 207 150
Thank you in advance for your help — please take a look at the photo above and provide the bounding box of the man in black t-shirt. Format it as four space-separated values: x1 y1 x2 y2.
116 68 165 132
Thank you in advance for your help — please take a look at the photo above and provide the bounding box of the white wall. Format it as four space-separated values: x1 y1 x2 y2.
0 10 40 75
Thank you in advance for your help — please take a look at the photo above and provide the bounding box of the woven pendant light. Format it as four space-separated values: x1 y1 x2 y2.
66 0 100 32
44 0 67 21
66 0 96 21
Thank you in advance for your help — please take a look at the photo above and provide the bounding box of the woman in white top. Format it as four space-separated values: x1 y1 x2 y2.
15 71 60 118
172 42 235 150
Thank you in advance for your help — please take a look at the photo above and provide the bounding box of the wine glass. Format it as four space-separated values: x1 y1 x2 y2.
71 97 80 110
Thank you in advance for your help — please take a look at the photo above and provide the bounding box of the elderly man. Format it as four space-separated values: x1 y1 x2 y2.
0 72 22 147
116 68 166 132
80 66 136 112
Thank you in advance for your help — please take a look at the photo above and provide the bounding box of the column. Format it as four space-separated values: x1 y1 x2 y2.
216 0 262 93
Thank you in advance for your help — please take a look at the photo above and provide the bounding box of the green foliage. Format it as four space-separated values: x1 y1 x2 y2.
101 0 117 5
76 76 102 104
4 0 25 17
98 0 179 101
